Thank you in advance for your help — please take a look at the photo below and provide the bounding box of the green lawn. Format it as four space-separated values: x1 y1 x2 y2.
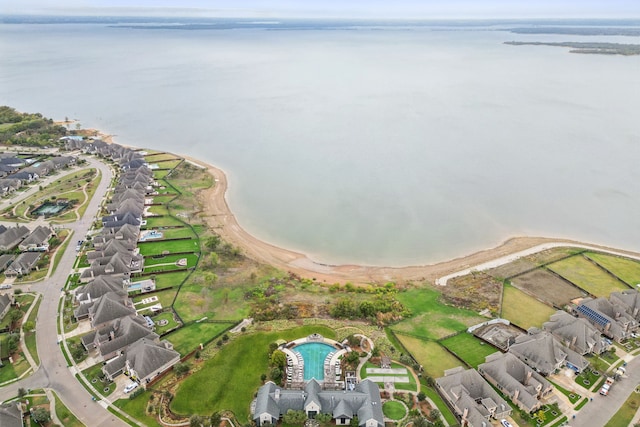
138 239 200 256
604 392 640 427
150 311 180 335
502 284 556 329
52 390 85 427
548 256 629 297
132 290 177 313
586 252 640 286
575 368 601 390
0 352 30 383
440 333 498 368
144 227 195 241
395 334 462 378
114 391 162 427
144 271 191 290
170 325 336 421
151 195 178 204
143 216 185 229
164 322 234 355
392 288 486 340
82 363 116 396
24 294 42 366
421 384 458 426
382 401 406 420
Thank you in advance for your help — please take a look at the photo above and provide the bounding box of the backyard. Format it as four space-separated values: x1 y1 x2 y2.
501 284 556 329
440 333 498 368
394 334 462 378
585 252 640 286
547 256 630 297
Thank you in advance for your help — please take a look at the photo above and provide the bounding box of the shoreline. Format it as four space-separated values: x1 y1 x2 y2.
87 128 640 285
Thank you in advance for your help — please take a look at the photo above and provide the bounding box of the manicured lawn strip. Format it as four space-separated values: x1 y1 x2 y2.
586 252 640 286
143 216 185 228
157 159 182 170
113 392 163 427
501 284 556 329
170 326 336 421
0 359 18 383
138 239 199 256
547 256 629 297
548 380 581 404
144 254 197 267
549 417 568 427
24 294 42 366
440 333 498 368
52 229 72 274
77 169 102 218
144 153 181 162
0 352 29 383
148 205 171 216
132 290 177 312
421 384 458 426
576 368 601 390
151 195 177 204
82 363 116 396
395 334 462 378
165 322 233 355
604 392 640 427
143 265 189 275
51 390 85 427
153 170 171 179
382 401 406 420
392 288 486 340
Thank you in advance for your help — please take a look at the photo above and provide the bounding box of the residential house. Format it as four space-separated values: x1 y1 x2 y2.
0 293 15 321
75 275 127 305
73 291 136 329
253 379 384 427
610 289 640 322
34 160 55 176
0 254 15 273
508 330 589 375
542 310 607 355
0 225 30 251
0 402 23 427
11 171 37 183
435 367 512 427
573 297 638 342
102 212 142 230
4 252 41 278
50 155 76 169
102 337 180 386
81 315 158 360
478 352 553 413
18 225 54 252
86 239 136 262
0 179 21 195
121 159 148 171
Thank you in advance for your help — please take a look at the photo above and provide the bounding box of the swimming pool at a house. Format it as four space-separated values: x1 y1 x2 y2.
294 342 336 381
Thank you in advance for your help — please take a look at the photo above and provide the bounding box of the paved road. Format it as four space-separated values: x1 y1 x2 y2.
569 355 640 427
0 156 130 426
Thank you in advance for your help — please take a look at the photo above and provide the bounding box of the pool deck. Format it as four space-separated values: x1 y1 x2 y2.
281 336 347 388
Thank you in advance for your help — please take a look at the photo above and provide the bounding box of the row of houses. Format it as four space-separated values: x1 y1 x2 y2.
0 152 76 196
62 137 148 171
436 289 640 426
72 158 180 387
0 225 55 278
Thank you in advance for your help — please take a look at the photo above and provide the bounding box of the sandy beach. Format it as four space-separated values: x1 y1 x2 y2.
86 128 640 285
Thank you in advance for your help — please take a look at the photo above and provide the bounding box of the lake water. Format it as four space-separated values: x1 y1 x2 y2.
1 19 639 266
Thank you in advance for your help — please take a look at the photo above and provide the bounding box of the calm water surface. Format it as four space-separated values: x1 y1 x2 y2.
1 21 639 265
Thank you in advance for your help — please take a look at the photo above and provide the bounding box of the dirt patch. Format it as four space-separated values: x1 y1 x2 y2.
486 258 538 280
511 269 586 308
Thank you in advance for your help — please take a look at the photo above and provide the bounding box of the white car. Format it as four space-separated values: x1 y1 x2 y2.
501 420 513 427
123 382 138 393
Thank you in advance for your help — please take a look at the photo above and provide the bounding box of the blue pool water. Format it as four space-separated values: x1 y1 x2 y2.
295 342 335 381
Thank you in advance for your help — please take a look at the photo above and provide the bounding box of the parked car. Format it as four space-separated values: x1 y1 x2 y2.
0 284 11 289
124 382 138 394
501 420 513 427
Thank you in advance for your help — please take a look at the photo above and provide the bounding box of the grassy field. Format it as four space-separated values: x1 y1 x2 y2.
164 322 234 355
143 216 186 228
395 334 462 378
145 271 191 290
359 361 417 391
144 153 181 162
132 290 177 312
144 253 198 268
173 283 250 323
52 391 85 427
82 363 116 396
511 269 585 307
138 239 199 256
151 311 180 335
0 351 30 383
392 288 486 340
170 325 336 421
501 284 556 329
604 391 640 427
440 333 498 368
586 252 640 286
144 227 194 240
547 256 629 297
114 391 162 427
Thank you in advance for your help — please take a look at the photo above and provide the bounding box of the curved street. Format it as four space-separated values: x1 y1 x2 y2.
0 156 130 427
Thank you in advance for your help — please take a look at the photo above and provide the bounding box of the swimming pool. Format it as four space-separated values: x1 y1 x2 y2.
295 342 335 381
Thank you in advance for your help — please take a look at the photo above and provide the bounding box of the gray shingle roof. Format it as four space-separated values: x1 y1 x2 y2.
509 331 588 375
88 292 136 327
543 310 605 355
19 225 52 250
0 225 30 250
0 402 22 427
124 338 180 381
75 275 127 304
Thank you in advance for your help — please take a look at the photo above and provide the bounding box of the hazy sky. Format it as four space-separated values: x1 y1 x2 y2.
4 0 640 19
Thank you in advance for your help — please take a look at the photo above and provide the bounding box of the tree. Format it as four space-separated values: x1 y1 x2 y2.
315 413 332 423
31 407 51 424
260 373 267 382
18 388 27 398
6 334 19 354
417 391 426 402
410 416 430 427
270 367 283 383
205 235 221 251
210 411 222 427
270 350 287 370
174 362 190 377
8 309 23 330
190 415 206 427
282 409 307 425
